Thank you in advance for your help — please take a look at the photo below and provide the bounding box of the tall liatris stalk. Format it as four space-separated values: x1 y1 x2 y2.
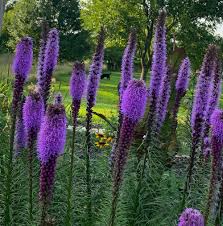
14 96 26 156
85 28 105 224
38 28 59 109
202 53 222 155
111 29 137 168
155 67 171 133
147 9 167 137
205 109 223 223
23 88 44 222
110 80 147 226
186 45 217 192
4 37 33 224
173 57 191 129
178 208 204 226
65 62 86 225
38 95 66 225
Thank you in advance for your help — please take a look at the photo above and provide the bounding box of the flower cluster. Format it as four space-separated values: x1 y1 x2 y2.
95 133 113 148
178 208 204 226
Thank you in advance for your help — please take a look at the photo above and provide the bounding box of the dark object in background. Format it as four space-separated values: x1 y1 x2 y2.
101 72 111 80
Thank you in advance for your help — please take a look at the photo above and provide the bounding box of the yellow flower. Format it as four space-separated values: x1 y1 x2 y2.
96 133 104 139
106 137 113 143
95 141 109 148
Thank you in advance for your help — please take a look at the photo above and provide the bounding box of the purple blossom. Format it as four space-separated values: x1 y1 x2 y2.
37 40 47 86
12 37 33 80
86 28 105 107
148 9 167 100
121 80 147 122
191 45 217 137
120 29 136 98
14 97 26 154
155 67 171 132
205 109 223 221
39 28 59 108
111 80 147 225
147 9 167 133
178 208 204 226
37 102 67 164
176 57 191 95
70 61 86 100
23 89 44 136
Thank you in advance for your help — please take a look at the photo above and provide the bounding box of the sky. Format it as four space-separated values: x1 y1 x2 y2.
215 23 223 37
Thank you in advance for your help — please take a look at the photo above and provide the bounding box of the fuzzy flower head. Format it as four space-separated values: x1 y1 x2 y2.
86 28 105 105
70 61 86 100
176 57 191 93
210 109 223 145
12 37 33 80
120 29 137 97
121 79 147 122
44 28 59 74
23 88 44 134
37 101 67 163
148 9 167 98
178 208 204 226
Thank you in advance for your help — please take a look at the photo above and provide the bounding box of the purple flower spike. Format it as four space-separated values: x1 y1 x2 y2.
205 109 223 222
178 208 204 226
70 61 86 101
120 29 137 98
37 102 66 164
156 67 171 132
39 28 59 108
191 45 217 139
147 9 167 133
86 28 105 107
148 9 167 100
111 80 147 225
12 37 33 80
23 89 44 136
176 57 191 95
121 80 147 122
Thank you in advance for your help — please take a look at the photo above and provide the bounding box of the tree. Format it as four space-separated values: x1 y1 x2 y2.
0 0 7 33
81 0 223 79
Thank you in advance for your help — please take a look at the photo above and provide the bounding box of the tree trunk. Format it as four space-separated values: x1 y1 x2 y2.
0 0 6 33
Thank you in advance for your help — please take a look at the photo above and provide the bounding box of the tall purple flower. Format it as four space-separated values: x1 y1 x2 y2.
66 62 86 224
23 88 44 222
85 28 105 224
119 29 137 98
202 53 222 154
205 109 223 222
110 80 147 226
37 97 66 224
147 9 167 133
4 37 33 225
14 97 26 155
39 28 59 109
155 67 171 133
172 57 191 132
178 208 204 226
186 45 217 190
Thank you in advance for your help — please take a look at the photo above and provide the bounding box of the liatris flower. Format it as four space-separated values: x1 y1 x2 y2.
202 53 222 154
186 45 217 191
85 28 105 224
37 97 66 224
4 37 33 225
14 97 26 155
173 58 191 122
155 67 171 133
12 37 33 112
39 28 59 109
110 80 147 226
119 29 136 98
65 62 86 225
178 208 204 226
147 9 167 134
23 88 44 222
205 109 223 222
